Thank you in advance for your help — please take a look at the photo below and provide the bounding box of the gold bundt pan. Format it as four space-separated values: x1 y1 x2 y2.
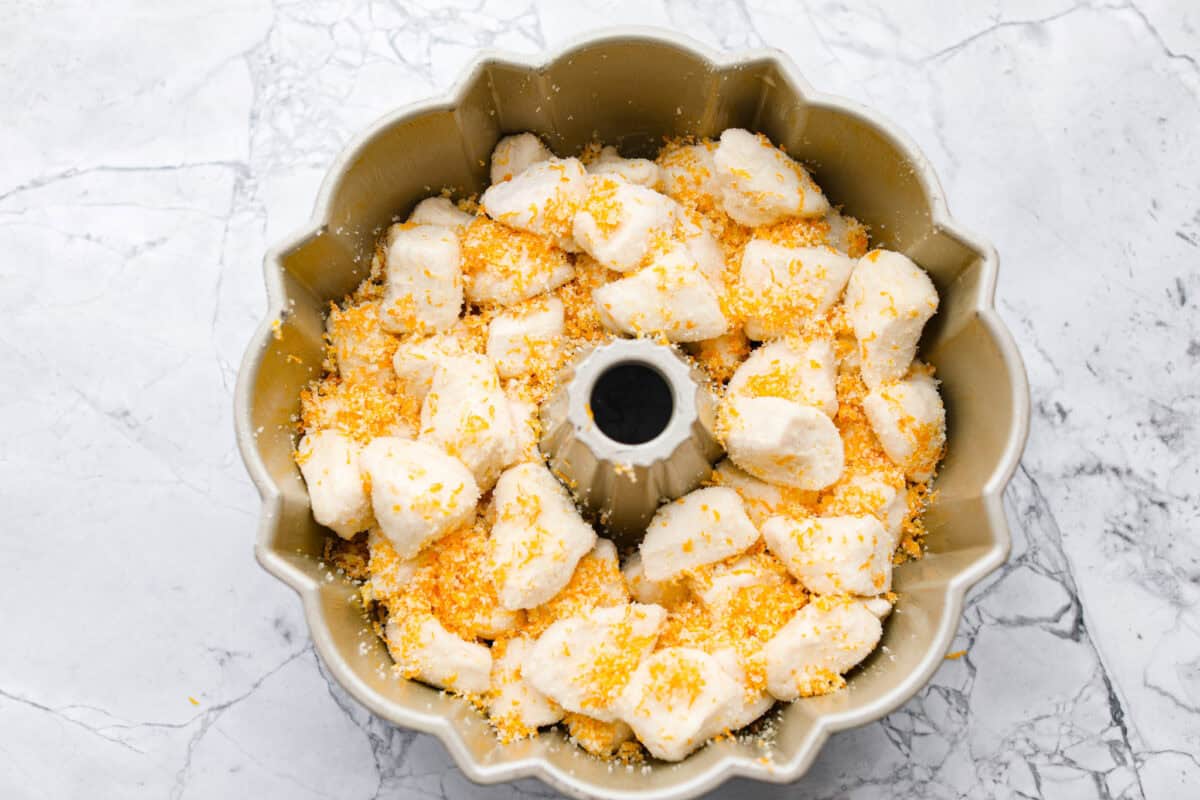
235 28 1029 800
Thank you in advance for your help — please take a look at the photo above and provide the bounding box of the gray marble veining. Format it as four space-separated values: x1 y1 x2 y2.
2 1 1197 798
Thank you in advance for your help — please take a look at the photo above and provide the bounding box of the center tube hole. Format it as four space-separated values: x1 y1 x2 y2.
589 361 674 445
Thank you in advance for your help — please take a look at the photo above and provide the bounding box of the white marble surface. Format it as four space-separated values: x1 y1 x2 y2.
2 1 1198 798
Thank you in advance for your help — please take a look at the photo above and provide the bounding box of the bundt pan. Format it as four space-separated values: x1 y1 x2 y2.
234 28 1030 800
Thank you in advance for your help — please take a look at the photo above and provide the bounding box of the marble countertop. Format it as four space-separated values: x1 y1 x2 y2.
3 1 1197 798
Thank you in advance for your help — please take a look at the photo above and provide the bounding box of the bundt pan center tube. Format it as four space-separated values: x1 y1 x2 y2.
234 27 1030 800
540 338 723 542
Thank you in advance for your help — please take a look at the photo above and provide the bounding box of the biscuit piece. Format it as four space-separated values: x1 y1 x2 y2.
711 460 788 526
460 216 575 307
738 240 855 340
711 647 776 732
488 636 564 738
823 208 869 258
490 132 553 184
490 463 598 610
576 539 628 606
862 370 946 482
713 128 829 226
723 395 844 490
764 598 882 700
844 249 939 389
640 487 760 582
364 528 421 601
658 141 721 207
486 296 564 379
503 390 540 463
523 538 631 635
863 597 895 620
678 214 727 286
761 515 892 596
419 353 518 491
593 245 728 342
586 145 662 188
326 300 396 386
481 157 588 248
684 328 750 385
573 174 677 272
297 430 374 538
359 437 480 558
827 473 906 550
385 612 492 694
524 603 667 722
380 224 463 334
391 333 465 404
621 552 690 608
726 336 838 417
614 647 741 761
687 552 787 614
407 196 474 229
563 714 635 757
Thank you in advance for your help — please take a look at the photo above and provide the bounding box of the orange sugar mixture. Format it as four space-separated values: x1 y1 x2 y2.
298 130 944 761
